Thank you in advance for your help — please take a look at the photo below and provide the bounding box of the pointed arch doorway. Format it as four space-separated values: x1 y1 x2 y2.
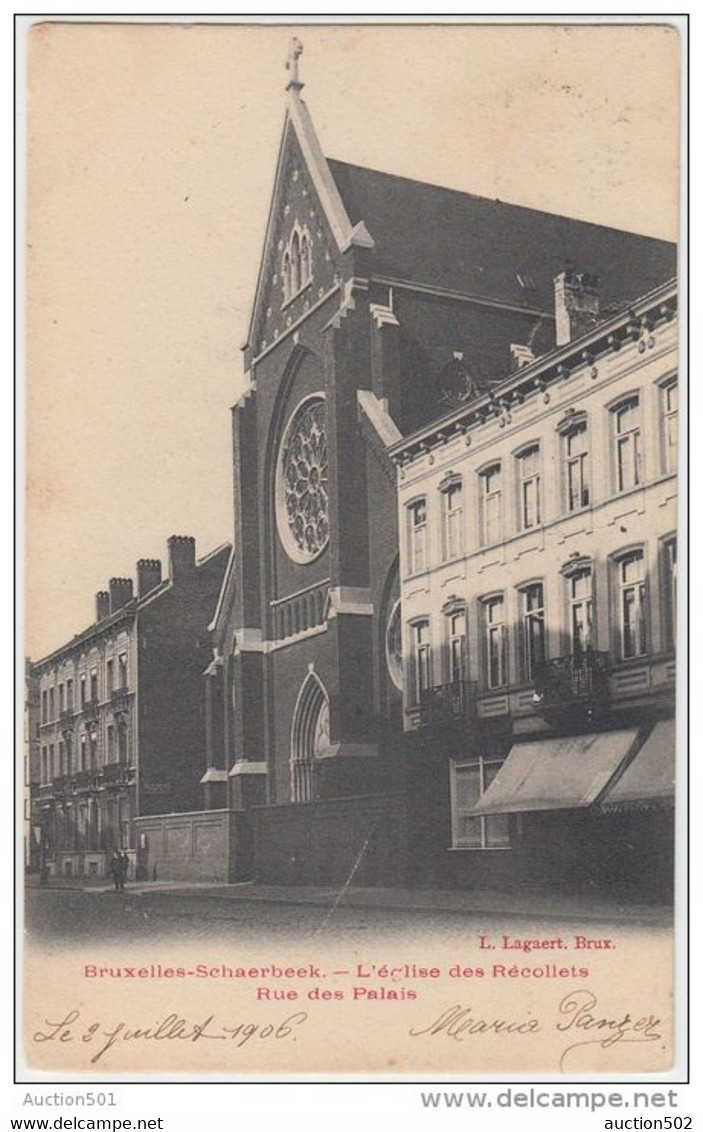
291 671 330 803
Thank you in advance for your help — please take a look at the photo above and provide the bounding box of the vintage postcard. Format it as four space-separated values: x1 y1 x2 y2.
21 19 683 1078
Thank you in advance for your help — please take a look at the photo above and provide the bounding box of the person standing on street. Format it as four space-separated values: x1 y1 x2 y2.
110 850 122 892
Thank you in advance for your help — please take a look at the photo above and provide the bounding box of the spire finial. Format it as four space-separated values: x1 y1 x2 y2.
286 37 304 93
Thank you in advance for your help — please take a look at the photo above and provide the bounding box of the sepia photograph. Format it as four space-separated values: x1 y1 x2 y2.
20 18 683 1078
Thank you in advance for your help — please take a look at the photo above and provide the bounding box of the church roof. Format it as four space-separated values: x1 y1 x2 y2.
326 158 677 312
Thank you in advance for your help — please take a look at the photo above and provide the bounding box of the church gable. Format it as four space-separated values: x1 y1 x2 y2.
251 129 343 357
246 61 374 360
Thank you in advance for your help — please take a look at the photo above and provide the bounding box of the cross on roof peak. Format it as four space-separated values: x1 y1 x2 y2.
286 37 304 94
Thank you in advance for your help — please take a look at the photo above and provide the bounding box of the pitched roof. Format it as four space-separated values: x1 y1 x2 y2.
327 159 676 311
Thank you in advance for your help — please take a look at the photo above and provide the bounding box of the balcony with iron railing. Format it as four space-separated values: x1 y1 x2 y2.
59 708 75 727
81 698 100 721
101 761 135 786
532 649 611 722
110 686 131 711
418 678 477 730
71 768 99 791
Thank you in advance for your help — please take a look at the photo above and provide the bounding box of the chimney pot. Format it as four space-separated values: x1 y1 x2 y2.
136 558 163 598
554 267 600 346
168 535 196 581
109 577 134 614
96 591 110 621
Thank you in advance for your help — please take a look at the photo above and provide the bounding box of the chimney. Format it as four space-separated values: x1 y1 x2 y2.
510 343 535 373
96 591 110 621
109 577 134 613
554 265 600 346
168 535 196 581
136 558 162 598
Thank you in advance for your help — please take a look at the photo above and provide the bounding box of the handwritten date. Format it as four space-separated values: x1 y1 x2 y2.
33 1009 308 1065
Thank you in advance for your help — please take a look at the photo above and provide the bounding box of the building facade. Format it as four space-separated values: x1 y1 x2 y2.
389 276 678 898
24 663 41 871
198 51 677 892
30 536 229 879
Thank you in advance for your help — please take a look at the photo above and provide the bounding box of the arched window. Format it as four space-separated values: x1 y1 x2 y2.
291 673 330 803
290 231 301 295
282 251 291 303
301 234 311 285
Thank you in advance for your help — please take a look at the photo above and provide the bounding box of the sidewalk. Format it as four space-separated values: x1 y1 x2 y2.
26 875 673 925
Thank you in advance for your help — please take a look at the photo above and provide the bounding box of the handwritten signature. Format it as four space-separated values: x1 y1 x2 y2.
409 988 662 1071
555 989 661 1070
33 1009 308 1065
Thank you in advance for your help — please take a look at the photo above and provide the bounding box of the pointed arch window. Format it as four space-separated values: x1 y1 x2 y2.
301 233 311 286
282 251 292 304
290 231 301 294
282 224 313 306
291 673 330 803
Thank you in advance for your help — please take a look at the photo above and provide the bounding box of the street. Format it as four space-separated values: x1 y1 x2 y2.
24 883 673 948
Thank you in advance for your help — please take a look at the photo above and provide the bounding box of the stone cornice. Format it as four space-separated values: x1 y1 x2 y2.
389 278 677 464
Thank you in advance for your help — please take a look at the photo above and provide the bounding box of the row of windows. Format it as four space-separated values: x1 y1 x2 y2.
409 539 677 699
42 799 133 857
40 721 129 783
282 225 313 304
406 380 678 571
40 654 128 723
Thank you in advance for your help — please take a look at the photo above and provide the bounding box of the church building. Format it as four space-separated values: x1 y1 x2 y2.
199 41 676 890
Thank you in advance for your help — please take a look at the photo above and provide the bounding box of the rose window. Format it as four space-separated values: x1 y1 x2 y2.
277 397 329 562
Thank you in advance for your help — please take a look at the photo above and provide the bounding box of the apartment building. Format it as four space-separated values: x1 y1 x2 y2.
31 536 229 878
389 274 678 897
